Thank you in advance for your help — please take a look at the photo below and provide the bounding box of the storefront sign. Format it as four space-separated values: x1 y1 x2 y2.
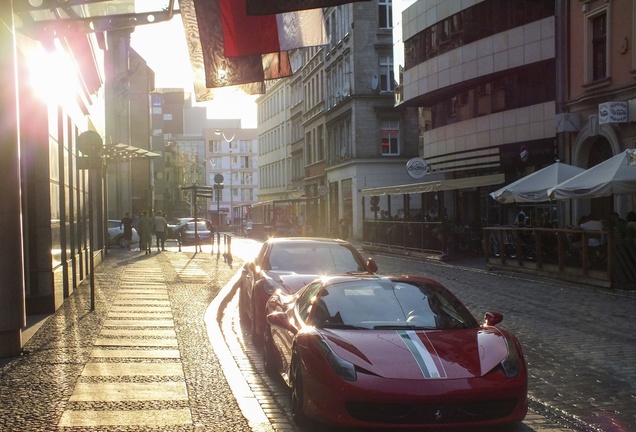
599 101 628 124
406 158 430 179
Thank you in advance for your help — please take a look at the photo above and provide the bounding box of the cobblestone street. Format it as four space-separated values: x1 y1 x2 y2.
0 239 633 431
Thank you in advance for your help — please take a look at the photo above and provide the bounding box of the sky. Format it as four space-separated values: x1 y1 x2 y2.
130 16 258 128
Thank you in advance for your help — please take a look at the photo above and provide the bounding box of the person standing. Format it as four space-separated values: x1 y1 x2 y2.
153 210 168 252
120 211 133 250
138 210 153 255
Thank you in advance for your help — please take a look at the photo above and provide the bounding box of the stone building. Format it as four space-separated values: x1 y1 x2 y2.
256 2 420 239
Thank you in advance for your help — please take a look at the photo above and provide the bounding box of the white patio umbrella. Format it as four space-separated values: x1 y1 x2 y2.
548 149 636 200
489 162 586 203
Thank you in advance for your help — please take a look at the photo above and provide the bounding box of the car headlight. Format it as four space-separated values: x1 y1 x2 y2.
316 338 357 381
500 335 522 378
263 278 285 296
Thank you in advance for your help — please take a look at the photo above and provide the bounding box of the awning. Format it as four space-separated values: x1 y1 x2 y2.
361 173 505 197
104 143 161 160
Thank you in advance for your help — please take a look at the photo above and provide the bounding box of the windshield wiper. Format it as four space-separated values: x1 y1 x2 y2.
373 324 437 330
321 323 366 330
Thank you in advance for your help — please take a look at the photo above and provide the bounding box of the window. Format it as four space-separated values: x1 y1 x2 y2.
380 55 394 92
591 13 607 81
211 140 222 153
378 0 392 29
403 0 554 69
381 121 399 156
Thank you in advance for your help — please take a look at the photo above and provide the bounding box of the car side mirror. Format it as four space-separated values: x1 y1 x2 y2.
266 312 298 335
366 257 378 273
484 311 503 327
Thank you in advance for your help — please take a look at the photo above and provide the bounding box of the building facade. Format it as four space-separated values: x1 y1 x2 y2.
205 125 259 228
561 0 636 221
396 0 557 228
1 4 105 356
256 1 420 239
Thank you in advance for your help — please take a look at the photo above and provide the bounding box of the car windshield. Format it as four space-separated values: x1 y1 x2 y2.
267 243 367 274
187 221 208 231
310 279 478 330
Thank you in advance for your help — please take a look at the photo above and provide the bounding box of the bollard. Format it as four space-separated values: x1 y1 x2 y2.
223 234 233 266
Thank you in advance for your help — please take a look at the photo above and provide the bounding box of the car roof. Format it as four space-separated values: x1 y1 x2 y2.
320 274 443 288
265 237 351 245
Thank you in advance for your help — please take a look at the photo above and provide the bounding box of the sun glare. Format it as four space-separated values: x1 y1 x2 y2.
28 42 81 106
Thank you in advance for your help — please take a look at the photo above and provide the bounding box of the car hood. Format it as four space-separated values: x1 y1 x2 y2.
323 327 509 379
267 272 321 294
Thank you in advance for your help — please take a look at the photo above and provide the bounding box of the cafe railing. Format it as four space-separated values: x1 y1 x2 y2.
482 226 613 288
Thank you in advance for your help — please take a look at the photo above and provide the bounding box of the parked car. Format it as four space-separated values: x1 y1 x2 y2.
167 217 194 239
167 218 213 241
239 237 378 344
107 220 139 248
264 274 528 429
180 220 213 245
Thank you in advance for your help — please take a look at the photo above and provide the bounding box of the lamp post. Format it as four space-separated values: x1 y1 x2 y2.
214 128 236 229
229 150 233 228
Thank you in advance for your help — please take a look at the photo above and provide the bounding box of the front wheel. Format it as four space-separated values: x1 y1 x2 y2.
290 351 309 426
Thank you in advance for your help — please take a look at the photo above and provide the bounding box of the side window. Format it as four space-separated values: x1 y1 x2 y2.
255 243 269 267
296 282 323 322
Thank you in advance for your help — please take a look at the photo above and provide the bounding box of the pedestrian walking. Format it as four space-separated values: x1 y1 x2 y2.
138 210 153 254
339 217 349 240
120 211 133 250
153 210 168 252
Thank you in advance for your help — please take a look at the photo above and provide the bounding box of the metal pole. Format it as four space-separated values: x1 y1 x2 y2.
229 149 233 231
217 186 221 259
89 154 95 311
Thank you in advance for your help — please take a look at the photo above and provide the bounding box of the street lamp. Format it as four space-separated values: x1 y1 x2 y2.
215 128 236 228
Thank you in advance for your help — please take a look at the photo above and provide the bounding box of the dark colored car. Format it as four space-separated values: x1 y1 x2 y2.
239 237 378 344
180 220 213 245
167 218 213 241
264 274 528 429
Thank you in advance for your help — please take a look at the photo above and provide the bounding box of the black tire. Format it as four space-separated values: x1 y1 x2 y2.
117 236 126 248
263 325 280 374
238 285 248 319
251 299 263 346
290 350 309 426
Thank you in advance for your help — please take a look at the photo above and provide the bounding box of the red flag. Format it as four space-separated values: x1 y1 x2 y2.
220 0 326 57
246 0 371 16
179 0 292 95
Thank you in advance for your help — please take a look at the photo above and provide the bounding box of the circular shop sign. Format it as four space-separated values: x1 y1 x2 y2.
406 158 430 179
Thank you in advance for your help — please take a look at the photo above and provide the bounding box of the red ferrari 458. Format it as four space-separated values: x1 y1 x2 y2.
264 274 528 429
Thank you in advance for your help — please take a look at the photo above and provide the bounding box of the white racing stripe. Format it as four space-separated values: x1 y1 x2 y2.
399 330 444 379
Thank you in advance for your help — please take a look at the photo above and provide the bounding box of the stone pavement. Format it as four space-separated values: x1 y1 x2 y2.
0 240 627 432
0 245 252 431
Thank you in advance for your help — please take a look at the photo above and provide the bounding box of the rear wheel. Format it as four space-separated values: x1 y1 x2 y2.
263 325 280 374
250 299 263 346
238 285 248 319
290 350 309 426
